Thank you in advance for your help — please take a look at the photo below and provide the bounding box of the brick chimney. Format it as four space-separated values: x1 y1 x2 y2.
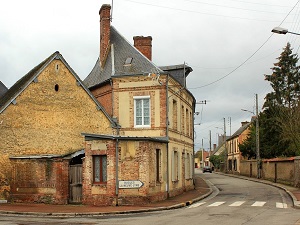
99 4 111 67
241 121 249 127
133 36 152 61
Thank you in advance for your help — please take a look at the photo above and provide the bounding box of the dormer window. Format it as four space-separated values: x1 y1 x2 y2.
124 57 133 66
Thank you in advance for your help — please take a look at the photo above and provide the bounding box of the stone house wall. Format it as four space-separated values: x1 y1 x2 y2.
0 58 114 200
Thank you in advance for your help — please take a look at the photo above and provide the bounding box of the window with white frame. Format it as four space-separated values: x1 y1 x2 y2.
134 96 150 127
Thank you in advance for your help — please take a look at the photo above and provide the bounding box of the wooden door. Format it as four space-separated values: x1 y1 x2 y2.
69 164 82 204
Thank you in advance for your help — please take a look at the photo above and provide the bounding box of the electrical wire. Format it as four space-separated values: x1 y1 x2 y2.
191 0 292 8
184 0 290 14
122 0 287 22
189 0 300 90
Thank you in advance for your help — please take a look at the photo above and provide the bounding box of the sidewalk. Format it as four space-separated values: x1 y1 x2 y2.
1 171 300 217
0 173 212 217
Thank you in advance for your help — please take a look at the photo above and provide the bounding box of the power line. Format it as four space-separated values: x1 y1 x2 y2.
122 0 287 22
184 0 291 14
196 0 293 8
190 48 281 70
189 0 300 90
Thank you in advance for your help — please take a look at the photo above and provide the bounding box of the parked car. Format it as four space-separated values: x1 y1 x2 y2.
203 166 212 173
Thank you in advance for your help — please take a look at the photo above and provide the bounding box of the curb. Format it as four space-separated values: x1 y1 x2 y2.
0 178 214 217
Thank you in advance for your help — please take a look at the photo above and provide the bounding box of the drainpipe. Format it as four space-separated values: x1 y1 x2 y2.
111 45 119 205
115 129 119 206
166 74 170 198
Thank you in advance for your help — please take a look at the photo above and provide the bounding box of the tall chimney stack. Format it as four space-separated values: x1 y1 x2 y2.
99 4 111 67
133 36 152 61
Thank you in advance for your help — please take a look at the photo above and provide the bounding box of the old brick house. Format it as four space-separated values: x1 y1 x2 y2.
0 4 196 206
83 4 196 204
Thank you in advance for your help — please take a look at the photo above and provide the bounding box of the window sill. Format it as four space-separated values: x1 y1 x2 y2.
93 183 107 187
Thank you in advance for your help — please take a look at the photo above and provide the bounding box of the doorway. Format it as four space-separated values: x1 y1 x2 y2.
69 153 84 204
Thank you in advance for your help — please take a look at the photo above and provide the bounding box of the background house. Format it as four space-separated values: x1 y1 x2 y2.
227 121 251 174
210 122 251 173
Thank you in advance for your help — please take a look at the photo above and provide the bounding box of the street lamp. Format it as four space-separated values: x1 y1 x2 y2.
272 27 300 36
241 109 254 115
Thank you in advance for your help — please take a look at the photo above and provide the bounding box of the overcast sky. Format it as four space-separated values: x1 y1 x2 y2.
1 0 300 150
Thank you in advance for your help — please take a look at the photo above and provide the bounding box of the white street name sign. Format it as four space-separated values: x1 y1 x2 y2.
119 180 144 189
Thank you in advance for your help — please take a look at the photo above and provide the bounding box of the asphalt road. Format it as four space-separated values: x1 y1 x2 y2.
1 171 300 225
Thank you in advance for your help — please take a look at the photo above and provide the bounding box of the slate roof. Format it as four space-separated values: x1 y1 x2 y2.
228 122 251 141
0 81 8 99
159 64 193 87
0 51 118 127
84 26 163 89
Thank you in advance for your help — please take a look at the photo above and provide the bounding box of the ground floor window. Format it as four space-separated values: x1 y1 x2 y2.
93 155 107 183
234 158 237 171
156 149 161 182
228 159 232 171
172 150 179 181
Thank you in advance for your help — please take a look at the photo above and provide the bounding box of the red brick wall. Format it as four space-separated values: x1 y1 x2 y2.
54 159 69 204
83 139 169 206
82 140 117 206
10 158 69 204
91 83 113 116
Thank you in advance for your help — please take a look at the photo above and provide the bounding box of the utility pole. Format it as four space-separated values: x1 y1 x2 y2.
224 117 227 173
256 94 261 178
209 130 212 167
201 138 204 168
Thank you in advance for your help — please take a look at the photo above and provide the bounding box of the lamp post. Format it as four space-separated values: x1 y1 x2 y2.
272 27 300 36
241 94 261 179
